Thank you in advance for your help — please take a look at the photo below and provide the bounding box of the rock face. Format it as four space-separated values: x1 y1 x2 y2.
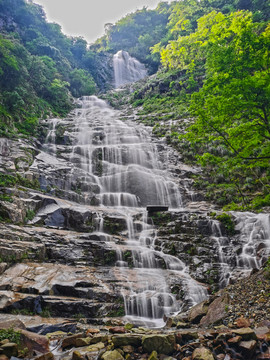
0 95 269 329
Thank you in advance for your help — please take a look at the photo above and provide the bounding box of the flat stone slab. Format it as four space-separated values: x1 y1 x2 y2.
147 205 169 212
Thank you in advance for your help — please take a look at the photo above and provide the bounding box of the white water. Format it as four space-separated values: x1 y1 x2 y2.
209 212 270 288
40 51 270 326
41 95 270 327
41 95 208 326
113 50 147 88
72 96 209 325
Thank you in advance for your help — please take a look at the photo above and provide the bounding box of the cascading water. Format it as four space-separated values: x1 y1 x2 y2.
42 95 208 326
40 94 270 327
113 50 148 88
209 212 270 288
71 96 208 326
39 52 270 327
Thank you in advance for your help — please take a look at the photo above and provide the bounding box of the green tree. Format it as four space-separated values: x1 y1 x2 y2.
69 69 96 97
175 11 270 207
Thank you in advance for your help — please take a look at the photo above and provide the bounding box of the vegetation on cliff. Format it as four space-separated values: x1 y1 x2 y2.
0 0 269 210
0 0 98 136
114 1 269 211
158 10 270 210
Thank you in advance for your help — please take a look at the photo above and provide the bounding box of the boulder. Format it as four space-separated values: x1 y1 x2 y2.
109 327 126 334
72 350 84 360
188 301 209 324
0 342 18 357
112 335 141 348
176 330 199 343
62 333 85 349
232 328 257 341
0 319 26 330
20 329 49 354
192 347 214 360
90 335 108 344
86 328 100 335
142 334 175 355
34 353 55 360
236 316 250 328
101 350 124 360
200 295 229 327
75 337 91 347
86 342 105 352
239 340 257 359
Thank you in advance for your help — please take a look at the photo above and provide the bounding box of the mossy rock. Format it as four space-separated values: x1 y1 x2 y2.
142 334 175 355
112 335 141 348
101 350 124 360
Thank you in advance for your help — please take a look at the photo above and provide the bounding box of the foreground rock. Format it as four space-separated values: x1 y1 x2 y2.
0 317 269 360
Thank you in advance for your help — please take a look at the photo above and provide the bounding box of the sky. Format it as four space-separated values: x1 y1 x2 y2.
33 0 167 44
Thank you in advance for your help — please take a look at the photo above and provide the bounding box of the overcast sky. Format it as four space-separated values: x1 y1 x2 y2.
33 0 168 44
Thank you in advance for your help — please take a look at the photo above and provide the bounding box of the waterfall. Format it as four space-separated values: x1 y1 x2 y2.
209 212 270 288
40 94 270 327
42 95 208 327
39 51 270 327
113 50 148 88
71 96 209 326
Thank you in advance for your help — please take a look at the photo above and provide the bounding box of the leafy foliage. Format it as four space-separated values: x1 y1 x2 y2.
150 9 270 209
0 328 21 344
91 4 171 72
0 0 98 136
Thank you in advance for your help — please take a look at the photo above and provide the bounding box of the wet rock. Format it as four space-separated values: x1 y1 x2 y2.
30 322 76 335
20 329 49 354
90 335 108 345
238 340 257 358
176 322 190 329
0 319 26 330
75 337 92 347
86 342 105 352
232 328 257 340
142 334 175 355
101 350 124 360
200 295 229 327
236 316 250 328
34 352 55 360
121 345 134 353
0 342 18 357
109 327 126 334
45 331 67 340
191 347 214 360
86 328 100 335
72 350 84 360
62 333 85 349
112 335 141 348
188 301 209 324
176 331 199 343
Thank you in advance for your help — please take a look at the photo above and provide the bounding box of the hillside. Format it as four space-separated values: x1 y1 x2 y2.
0 1 269 360
0 0 114 137
98 0 270 211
